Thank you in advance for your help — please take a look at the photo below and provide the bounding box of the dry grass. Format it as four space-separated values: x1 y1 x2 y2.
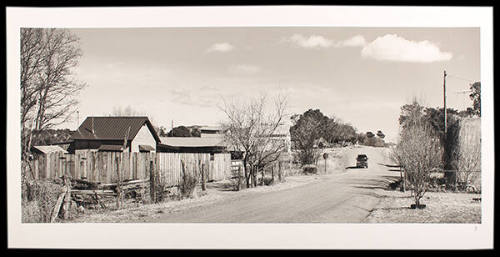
22 180 64 223
365 189 481 223
68 191 223 223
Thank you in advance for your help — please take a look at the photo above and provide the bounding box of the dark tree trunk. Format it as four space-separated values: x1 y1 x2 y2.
260 167 265 186
271 165 275 185
278 161 282 182
252 168 257 187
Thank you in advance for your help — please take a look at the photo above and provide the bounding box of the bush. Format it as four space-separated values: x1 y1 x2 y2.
302 164 318 174
179 172 198 198
22 180 64 223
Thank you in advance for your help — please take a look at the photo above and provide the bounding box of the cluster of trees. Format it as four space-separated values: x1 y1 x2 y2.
393 81 481 207
166 126 200 137
30 129 73 147
21 28 86 160
357 130 386 147
290 109 358 165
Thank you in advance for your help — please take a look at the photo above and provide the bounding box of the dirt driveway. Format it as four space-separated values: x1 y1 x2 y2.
145 146 400 223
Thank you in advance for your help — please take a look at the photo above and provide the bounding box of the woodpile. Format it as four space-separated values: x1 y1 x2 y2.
70 179 149 209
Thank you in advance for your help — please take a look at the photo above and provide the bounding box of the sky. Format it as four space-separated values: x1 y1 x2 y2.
65 27 480 143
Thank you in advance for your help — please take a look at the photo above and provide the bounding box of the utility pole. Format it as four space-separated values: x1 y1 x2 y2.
443 70 447 136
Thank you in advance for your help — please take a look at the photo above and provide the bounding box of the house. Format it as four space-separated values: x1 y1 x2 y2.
69 116 161 153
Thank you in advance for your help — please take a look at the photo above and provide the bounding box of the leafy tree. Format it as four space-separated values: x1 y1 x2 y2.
191 128 201 137
167 126 192 137
290 109 329 165
31 129 73 146
469 82 481 117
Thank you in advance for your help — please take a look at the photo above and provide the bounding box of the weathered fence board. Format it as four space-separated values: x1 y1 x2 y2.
31 151 232 187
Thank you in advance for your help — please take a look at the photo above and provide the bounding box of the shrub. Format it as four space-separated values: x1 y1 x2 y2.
22 180 64 223
302 164 318 174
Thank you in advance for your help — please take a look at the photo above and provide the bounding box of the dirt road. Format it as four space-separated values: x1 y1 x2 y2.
147 146 400 223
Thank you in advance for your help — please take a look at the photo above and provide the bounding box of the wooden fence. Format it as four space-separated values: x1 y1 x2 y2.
31 151 232 187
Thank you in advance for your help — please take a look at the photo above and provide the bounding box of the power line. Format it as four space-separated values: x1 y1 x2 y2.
447 73 475 83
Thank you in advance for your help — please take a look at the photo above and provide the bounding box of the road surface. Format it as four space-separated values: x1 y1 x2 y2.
147 146 400 223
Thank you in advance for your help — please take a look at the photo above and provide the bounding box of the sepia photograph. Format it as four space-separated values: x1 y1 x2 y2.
6 6 494 249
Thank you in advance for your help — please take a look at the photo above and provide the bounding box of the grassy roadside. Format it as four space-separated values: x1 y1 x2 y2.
365 188 481 223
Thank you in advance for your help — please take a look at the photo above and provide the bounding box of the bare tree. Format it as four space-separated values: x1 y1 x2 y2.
108 105 163 135
396 121 443 207
21 28 86 156
109 105 144 116
221 94 288 188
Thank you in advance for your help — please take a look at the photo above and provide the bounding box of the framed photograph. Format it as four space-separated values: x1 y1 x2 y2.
6 5 494 249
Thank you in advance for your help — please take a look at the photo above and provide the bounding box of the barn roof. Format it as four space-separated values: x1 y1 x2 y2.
31 145 68 154
72 116 161 142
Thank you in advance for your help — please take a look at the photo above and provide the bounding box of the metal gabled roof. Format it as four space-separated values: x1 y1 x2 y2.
71 116 160 143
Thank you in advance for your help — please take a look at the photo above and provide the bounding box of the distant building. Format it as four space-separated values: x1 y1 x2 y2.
186 125 224 138
70 116 161 153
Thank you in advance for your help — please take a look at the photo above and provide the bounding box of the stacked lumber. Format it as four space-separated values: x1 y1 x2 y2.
70 179 149 208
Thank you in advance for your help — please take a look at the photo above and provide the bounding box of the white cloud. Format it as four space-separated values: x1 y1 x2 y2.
229 64 261 74
206 42 235 53
288 34 367 49
336 35 367 47
360 34 453 63
289 34 333 49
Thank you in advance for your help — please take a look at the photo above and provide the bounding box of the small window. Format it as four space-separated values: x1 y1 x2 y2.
210 153 214 161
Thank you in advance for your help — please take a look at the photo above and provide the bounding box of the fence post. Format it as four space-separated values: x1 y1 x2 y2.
116 156 122 209
201 161 206 191
149 160 156 203
237 165 242 191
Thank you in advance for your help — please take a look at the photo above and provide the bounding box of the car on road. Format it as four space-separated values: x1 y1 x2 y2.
356 154 368 168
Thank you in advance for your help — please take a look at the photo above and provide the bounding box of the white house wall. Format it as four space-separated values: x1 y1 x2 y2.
131 124 157 152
